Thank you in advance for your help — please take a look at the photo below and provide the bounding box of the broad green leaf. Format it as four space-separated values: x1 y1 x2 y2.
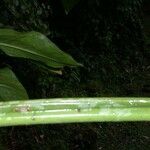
0 29 82 68
0 67 28 101
62 0 80 14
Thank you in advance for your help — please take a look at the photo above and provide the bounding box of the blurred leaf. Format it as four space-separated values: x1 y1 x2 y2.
0 29 82 68
0 67 28 101
62 0 80 14
49 69 62 75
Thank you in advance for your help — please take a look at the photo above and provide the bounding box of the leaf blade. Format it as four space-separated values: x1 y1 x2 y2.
0 67 28 101
0 29 82 68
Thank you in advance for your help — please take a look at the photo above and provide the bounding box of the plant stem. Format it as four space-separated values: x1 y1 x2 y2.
0 97 150 127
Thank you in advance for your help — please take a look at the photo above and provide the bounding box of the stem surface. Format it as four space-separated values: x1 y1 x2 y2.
0 97 150 127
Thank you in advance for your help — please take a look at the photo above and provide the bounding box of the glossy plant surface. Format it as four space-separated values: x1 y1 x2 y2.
0 98 150 127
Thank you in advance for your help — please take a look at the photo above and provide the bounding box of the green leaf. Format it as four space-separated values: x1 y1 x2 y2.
0 29 82 68
0 67 28 101
62 0 80 14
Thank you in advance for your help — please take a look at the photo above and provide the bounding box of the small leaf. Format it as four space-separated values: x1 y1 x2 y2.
49 69 62 75
0 67 28 101
0 29 82 68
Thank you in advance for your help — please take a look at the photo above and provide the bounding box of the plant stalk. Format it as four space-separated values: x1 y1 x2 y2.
0 97 150 127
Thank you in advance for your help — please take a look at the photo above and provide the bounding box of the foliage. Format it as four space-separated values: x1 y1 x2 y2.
0 67 28 100
0 29 81 68
0 0 149 149
0 29 80 100
0 0 51 34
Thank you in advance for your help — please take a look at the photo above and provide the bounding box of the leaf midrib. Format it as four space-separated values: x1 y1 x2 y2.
0 42 68 67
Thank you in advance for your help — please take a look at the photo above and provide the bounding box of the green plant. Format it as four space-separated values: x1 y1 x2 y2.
0 97 150 127
0 0 83 100
0 1 149 149
0 29 81 101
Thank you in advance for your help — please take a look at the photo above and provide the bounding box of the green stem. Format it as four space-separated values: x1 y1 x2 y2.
0 97 150 127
